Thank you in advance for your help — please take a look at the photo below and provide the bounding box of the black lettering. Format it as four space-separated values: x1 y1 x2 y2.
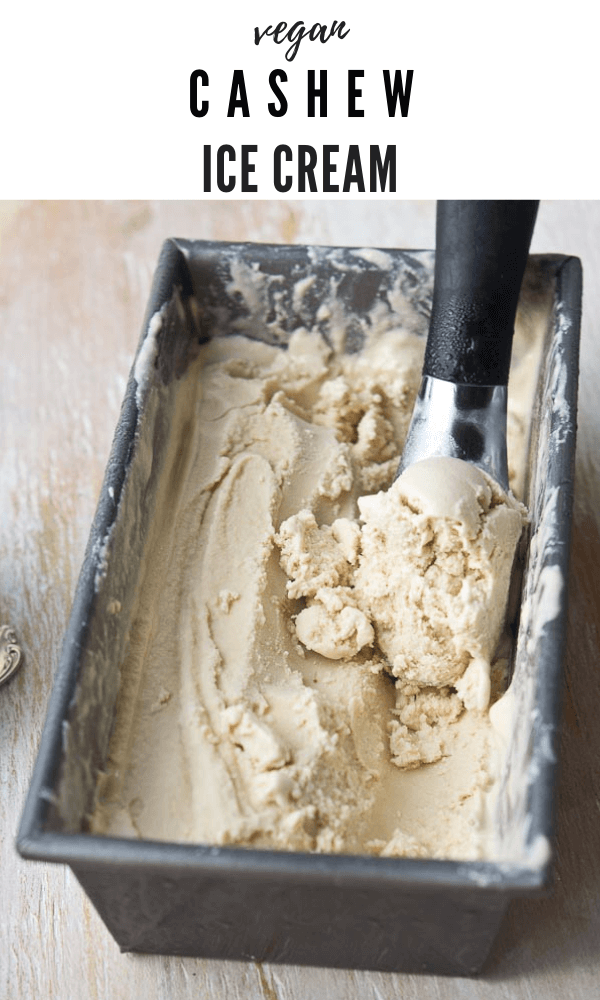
268 69 288 117
273 21 288 42
274 145 292 192
203 144 211 192
308 70 327 117
318 23 335 42
323 146 339 192
383 70 413 117
241 145 257 193
370 145 396 192
217 145 236 192
332 20 350 39
190 70 209 118
348 70 364 117
256 19 349 60
254 24 275 45
227 70 250 117
298 145 318 192
286 21 308 61
343 146 365 192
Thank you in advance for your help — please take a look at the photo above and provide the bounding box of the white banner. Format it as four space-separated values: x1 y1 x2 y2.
0 0 595 197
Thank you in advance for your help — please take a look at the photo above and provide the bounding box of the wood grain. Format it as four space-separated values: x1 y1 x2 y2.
1 200 598 999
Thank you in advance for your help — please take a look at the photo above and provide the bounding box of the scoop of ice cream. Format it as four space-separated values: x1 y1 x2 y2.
354 457 527 702
276 512 361 599
295 587 374 659
276 454 527 770
278 456 526 716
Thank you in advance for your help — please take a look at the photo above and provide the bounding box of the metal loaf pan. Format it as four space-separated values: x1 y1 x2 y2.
17 240 582 976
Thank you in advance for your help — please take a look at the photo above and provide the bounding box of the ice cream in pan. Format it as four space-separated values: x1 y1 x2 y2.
91 203 542 861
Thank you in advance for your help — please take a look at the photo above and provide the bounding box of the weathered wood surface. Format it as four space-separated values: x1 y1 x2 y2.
1 200 598 999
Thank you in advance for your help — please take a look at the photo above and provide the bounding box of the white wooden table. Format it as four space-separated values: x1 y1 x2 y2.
1 201 599 999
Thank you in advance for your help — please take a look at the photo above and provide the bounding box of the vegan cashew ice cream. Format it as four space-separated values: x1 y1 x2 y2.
90 269 541 861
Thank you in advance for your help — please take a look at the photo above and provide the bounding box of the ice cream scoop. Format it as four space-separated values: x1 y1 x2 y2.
398 200 539 489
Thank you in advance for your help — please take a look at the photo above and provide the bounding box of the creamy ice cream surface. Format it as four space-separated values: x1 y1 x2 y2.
90 314 535 861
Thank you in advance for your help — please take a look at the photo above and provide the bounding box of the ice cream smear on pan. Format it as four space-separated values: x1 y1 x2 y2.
90 257 549 862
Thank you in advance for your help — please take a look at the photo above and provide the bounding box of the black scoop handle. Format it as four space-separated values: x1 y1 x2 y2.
423 200 539 386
